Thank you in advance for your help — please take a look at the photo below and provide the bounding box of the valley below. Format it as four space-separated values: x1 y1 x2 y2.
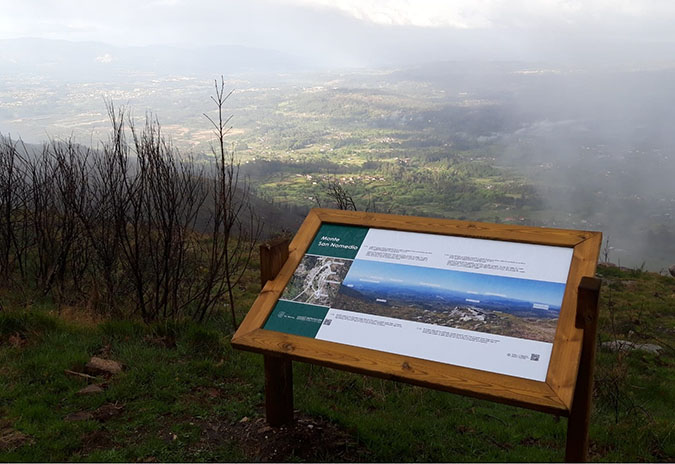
2 60 674 270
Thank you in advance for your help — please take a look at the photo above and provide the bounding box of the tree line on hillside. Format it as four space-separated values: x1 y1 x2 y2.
0 81 260 326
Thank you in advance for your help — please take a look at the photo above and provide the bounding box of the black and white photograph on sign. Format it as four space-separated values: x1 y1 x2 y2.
280 255 353 306
331 258 566 343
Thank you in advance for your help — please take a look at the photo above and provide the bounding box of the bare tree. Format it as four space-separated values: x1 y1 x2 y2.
322 178 357 211
202 77 262 327
50 139 92 301
314 177 390 213
0 136 30 283
111 112 209 322
602 235 611 264
73 103 132 315
2 91 261 326
25 140 89 300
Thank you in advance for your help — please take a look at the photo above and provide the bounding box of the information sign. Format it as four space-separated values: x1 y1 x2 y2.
264 222 573 381
233 209 602 415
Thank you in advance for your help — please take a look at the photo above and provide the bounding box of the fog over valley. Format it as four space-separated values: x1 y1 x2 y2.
2 1 675 271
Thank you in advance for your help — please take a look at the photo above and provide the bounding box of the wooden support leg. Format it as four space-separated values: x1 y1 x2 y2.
264 354 294 426
260 237 290 289
566 276 601 462
260 237 293 426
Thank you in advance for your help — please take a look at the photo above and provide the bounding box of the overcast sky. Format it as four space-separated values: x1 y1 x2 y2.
2 0 675 66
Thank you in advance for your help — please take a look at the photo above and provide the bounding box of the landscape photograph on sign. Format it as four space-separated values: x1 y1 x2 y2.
331 258 566 343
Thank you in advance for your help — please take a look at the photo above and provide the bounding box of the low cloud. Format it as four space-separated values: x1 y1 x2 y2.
95 53 113 63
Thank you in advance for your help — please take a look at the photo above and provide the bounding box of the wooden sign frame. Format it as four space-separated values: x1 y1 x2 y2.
233 209 602 459
232 209 602 462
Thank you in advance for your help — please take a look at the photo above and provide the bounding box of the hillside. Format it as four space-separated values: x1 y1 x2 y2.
4 64 673 269
0 263 673 461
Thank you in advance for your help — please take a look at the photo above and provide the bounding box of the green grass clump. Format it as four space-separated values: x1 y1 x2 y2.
0 307 262 462
0 310 59 336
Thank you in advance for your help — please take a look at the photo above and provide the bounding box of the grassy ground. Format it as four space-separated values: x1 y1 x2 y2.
0 264 673 462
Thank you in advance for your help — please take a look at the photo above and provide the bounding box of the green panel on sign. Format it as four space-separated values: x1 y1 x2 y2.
306 223 369 259
264 300 329 338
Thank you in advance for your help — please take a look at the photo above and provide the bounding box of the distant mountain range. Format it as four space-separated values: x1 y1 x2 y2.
0 38 312 80
340 281 560 320
333 283 560 342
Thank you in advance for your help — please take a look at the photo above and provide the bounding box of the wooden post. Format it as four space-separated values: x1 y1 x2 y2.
565 276 601 462
259 237 294 426
264 354 294 426
260 237 290 289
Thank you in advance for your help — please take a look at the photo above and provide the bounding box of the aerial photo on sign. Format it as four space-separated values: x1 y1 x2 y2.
280 255 353 306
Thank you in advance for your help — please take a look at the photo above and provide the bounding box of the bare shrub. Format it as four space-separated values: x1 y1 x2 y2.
1 88 262 326
23 140 90 301
0 136 30 283
201 78 262 326
76 104 131 315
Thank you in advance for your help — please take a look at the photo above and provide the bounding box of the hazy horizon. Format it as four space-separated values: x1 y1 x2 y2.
1 1 674 272
3 0 675 68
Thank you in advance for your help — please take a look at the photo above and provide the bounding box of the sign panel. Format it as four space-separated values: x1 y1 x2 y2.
263 223 573 381
233 209 602 414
